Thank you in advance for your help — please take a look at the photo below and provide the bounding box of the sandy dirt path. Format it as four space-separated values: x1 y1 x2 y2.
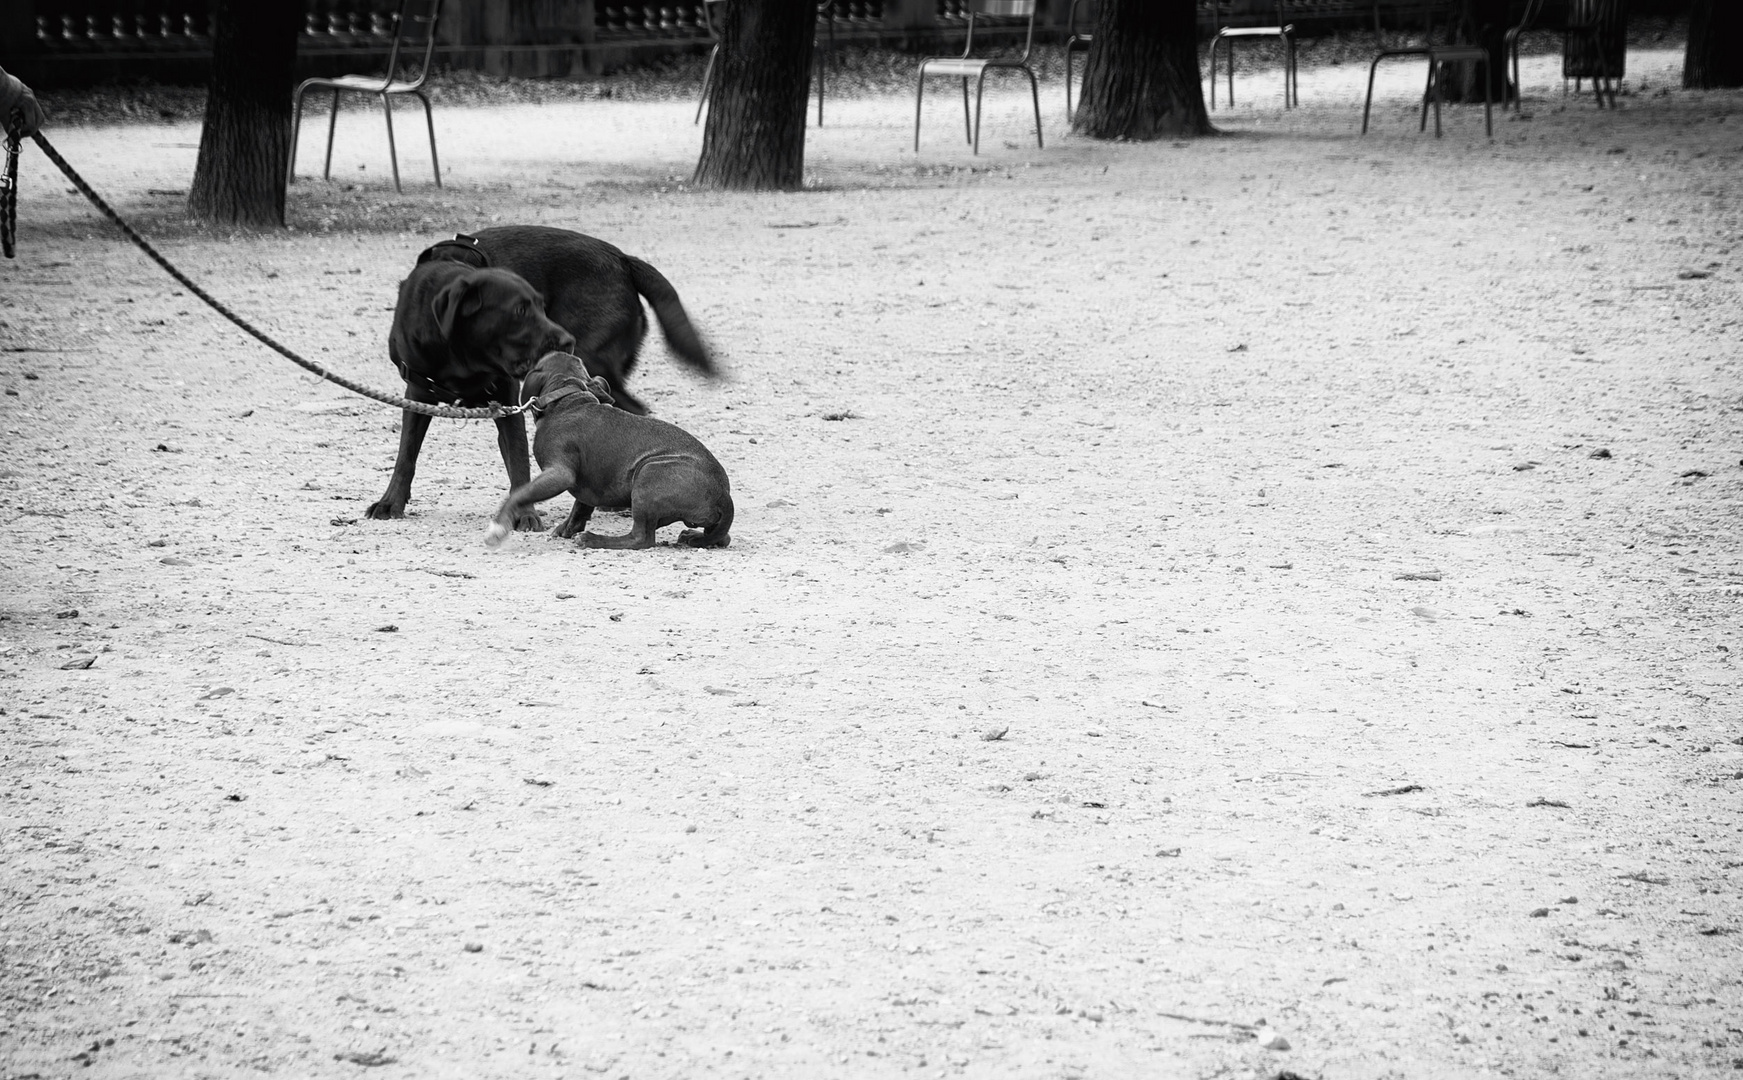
3 46 1741 1080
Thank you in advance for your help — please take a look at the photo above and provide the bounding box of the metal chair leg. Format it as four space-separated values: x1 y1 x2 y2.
1209 37 1218 109
972 71 986 155
1506 37 1521 112
914 69 926 152
961 77 972 145
417 90 440 186
288 87 305 186
814 45 824 128
1361 55 1382 133
1430 62 1445 137
695 44 718 124
1027 68 1042 148
1066 48 1076 119
1281 36 1291 107
381 92 401 192
1420 62 1434 134
1288 36 1298 106
323 90 341 180
1480 57 1493 136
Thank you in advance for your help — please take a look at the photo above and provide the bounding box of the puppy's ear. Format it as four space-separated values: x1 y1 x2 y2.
431 274 481 340
519 367 547 405
586 375 616 406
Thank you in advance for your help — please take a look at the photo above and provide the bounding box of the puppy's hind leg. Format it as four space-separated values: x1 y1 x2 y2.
485 465 576 548
678 525 730 548
678 499 733 548
582 509 660 550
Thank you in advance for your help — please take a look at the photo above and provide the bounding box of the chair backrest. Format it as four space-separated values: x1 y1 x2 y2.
1069 0 1097 37
1215 0 1286 28
383 0 442 88
1512 0 1547 31
964 0 1038 59
701 0 727 39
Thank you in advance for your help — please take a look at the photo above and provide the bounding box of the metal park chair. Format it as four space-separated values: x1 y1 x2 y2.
1362 43 1493 138
1064 0 1094 120
914 0 1043 155
697 0 835 126
1359 0 1491 138
288 0 442 192
1504 0 1546 112
1563 0 1622 108
1208 0 1298 109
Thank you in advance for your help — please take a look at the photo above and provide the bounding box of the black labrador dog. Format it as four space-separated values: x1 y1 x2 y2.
366 260 574 528
366 227 715 527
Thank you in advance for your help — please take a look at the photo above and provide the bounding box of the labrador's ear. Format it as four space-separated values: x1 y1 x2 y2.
586 375 616 407
431 274 482 340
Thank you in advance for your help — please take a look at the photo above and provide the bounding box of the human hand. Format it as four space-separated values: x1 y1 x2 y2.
1 72 46 137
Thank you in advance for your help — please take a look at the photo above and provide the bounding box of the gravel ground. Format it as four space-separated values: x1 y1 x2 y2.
3 35 1741 1080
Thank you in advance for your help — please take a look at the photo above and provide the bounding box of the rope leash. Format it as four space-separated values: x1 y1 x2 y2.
2 122 523 422
2 113 19 260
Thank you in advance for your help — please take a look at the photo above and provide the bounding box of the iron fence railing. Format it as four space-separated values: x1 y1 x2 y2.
15 0 1461 75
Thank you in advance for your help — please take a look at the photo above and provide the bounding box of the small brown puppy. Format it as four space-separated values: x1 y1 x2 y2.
368 262 576 527
484 352 733 551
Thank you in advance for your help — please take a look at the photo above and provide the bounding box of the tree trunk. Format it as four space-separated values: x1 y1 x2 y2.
693 0 815 192
1684 0 1743 89
188 0 302 227
1073 0 1211 141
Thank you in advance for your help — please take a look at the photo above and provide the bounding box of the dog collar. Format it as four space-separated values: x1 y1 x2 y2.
415 233 490 268
390 359 517 409
528 384 594 417
394 364 469 406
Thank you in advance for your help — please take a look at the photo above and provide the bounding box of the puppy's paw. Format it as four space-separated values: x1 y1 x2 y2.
513 510 544 532
483 521 512 548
